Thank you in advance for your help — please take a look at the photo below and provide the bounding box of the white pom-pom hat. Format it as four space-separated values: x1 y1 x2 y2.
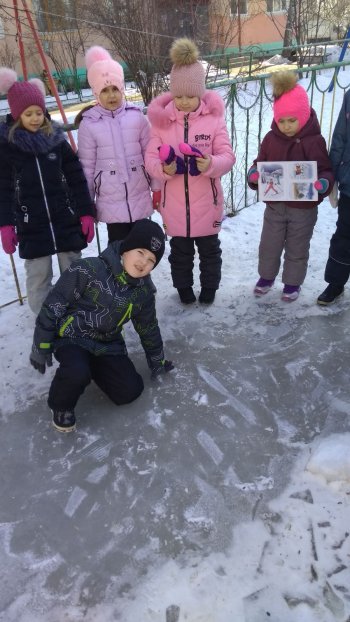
0 67 46 120
85 46 124 99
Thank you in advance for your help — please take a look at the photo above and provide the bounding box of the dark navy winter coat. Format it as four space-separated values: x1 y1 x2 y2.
249 109 334 209
0 122 94 259
33 241 164 367
330 89 350 198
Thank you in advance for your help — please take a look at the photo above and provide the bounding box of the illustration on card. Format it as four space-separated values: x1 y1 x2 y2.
259 164 284 199
257 161 318 202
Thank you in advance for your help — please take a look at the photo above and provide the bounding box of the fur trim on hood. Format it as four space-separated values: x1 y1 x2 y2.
146 90 225 129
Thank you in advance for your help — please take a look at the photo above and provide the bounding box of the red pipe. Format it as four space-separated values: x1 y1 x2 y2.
13 0 28 80
20 0 77 151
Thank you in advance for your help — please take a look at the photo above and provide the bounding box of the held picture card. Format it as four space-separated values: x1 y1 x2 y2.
257 161 318 202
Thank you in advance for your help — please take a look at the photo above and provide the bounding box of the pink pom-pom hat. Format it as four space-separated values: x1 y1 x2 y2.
0 67 45 120
85 46 124 99
273 83 310 131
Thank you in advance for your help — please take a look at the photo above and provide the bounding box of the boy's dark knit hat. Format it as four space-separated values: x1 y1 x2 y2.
120 219 165 267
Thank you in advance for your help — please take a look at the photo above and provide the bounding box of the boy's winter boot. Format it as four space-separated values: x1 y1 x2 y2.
199 288 216 304
177 287 196 304
52 410 76 432
254 277 274 296
282 284 301 302
158 145 185 174
179 143 204 176
317 283 344 306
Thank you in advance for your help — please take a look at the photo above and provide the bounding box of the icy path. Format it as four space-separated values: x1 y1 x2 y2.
1 298 350 621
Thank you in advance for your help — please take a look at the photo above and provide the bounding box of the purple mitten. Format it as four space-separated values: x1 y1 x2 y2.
179 143 204 176
158 145 185 174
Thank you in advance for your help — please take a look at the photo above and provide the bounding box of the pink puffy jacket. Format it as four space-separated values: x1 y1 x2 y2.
78 102 155 224
145 91 236 237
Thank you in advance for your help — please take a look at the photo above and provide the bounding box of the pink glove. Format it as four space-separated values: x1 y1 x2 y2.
80 215 95 243
178 143 204 158
0 225 18 254
152 191 161 211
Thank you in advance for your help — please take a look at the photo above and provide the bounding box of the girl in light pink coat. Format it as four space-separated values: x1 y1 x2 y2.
78 46 160 244
145 38 235 305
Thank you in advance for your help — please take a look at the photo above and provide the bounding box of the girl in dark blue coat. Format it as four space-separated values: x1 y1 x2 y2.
318 89 350 305
0 68 95 314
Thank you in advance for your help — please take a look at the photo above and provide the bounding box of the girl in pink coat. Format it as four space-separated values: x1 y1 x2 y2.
78 46 159 243
145 38 236 305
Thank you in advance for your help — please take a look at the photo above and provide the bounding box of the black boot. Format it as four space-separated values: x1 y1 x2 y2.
52 410 76 432
317 284 344 306
199 288 216 304
177 287 196 304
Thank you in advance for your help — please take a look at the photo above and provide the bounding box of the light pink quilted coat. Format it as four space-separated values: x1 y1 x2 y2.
145 91 236 237
78 102 155 224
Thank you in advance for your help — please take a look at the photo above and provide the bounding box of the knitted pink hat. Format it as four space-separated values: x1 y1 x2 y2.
0 67 45 120
272 72 310 131
169 38 206 99
85 46 124 99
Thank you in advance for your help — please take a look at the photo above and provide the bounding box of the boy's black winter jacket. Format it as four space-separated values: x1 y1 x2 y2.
33 241 164 368
0 122 95 259
330 89 350 198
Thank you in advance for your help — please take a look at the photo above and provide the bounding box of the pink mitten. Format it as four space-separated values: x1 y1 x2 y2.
0 225 18 254
80 215 95 243
178 142 204 158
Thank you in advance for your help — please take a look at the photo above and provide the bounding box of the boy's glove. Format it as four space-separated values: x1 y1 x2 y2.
30 344 53 375
158 145 185 174
314 178 329 194
179 143 204 176
247 166 259 184
80 215 95 243
151 359 174 380
152 190 161 211
0 225 18 254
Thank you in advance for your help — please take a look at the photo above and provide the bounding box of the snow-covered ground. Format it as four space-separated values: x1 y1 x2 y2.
0 62 350 621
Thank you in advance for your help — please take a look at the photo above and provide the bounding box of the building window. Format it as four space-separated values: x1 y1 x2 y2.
231 0 248 16
266 0 287 12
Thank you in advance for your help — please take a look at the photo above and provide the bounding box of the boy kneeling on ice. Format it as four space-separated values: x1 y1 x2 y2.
30 219 174 432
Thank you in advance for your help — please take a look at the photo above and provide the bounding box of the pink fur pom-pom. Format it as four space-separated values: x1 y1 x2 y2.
29 78 46 98
0 67 18 95
85 46 112 70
